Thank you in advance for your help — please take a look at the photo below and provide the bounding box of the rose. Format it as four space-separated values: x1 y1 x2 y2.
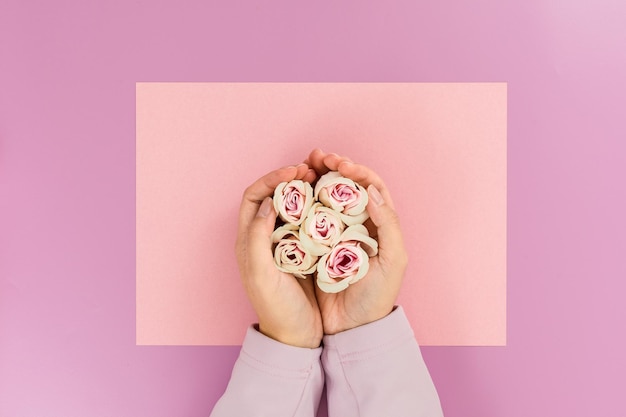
314 171 368 226
299 203 345 256
271 225 318 279
273 180 314 226
316 225 379 293
317 242 365 293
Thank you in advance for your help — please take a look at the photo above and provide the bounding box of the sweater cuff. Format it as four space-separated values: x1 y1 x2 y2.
240 325 323 379
322 306 416 361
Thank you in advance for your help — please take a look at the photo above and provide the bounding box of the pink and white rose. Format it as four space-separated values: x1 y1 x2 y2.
316 225 378 293
273 180 314 225
314 171 369 226
270 172 379 292
271 225 317 279
299 203 345 256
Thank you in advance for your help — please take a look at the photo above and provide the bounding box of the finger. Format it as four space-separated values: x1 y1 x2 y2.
294 163 309 179
322 153 352 171
238 166 298 239
242 166 298 204
307 148 330 175
366 184 406 266
337 161 396 210
303 168 317 184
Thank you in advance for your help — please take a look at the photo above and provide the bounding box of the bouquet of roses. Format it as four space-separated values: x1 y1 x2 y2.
271 171 378 293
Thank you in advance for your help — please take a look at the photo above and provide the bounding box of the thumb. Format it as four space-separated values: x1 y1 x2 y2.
366 185 405 256
247 197 277 265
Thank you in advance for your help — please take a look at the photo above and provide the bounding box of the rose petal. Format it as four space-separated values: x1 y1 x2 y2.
316 274 351 293
299 228 332 256
341 183 368 215
313 171 343 198
316 251 352 293
348 252 369 284
340 210 369 226
271 223 299 242
339 224 378 257
326 244 361 277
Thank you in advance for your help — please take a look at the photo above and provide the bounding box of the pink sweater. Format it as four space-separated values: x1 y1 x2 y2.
210 307 444 416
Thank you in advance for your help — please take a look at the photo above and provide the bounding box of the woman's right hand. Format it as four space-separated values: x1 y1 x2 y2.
236 164 323 348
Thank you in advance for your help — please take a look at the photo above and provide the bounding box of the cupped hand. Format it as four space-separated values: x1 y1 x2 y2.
236 164 322 348
305 149 408 335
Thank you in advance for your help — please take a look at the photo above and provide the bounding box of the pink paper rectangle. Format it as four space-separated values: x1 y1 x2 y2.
136 83 506 346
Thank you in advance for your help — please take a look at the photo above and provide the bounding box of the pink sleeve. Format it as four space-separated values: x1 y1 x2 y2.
210 325 324 417
321 307 444 417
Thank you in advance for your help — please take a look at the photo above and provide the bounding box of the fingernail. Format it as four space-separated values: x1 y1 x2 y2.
368 185 384 206
257 197 273 218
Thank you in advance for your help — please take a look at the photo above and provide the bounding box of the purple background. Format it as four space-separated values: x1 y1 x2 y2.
1 1 624 416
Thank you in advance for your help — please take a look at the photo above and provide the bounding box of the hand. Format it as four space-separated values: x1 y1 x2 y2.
236 164 323 348
305 149 408 335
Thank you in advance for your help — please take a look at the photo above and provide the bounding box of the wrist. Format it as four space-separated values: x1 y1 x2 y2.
258 323 321 349
323 306 395 335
